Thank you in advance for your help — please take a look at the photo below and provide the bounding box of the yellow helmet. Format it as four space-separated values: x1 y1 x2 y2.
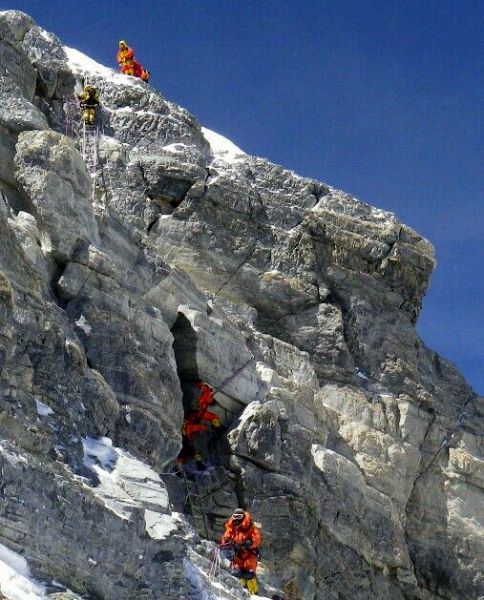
119 40 127 47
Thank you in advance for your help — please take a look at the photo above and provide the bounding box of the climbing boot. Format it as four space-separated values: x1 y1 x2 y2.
246 577 259 594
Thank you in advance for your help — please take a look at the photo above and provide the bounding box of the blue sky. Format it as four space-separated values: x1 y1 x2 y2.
3 0 482 393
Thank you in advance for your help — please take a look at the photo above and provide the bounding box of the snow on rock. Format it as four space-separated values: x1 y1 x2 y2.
162 142 191 154
202 127 246 164
183 554 239 600
81 437 171 531
74 314 92 335
0 543 45 600
64 46 142 88
64 46 114 77
82 436 117 470
35 399 54 417
0 13 479 600
183 546 275 600
357 370 370 381
144 510 182 540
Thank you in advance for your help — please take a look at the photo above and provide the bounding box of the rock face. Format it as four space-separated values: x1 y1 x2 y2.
0 10 482 600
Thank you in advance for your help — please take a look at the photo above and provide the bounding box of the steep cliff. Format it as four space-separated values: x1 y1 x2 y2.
0 11 482 600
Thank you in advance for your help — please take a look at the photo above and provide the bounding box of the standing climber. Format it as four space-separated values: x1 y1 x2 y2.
77 85 99 126
176 381 221 470
220 508 262 595
116 40 150 82
116 40 134 73
195 381 216 411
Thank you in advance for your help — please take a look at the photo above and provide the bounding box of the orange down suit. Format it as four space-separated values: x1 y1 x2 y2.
221 512 262 572
117 47 134 71
183 382 219 438
117 47 149 80
182 407 220 440
195 382 216 411
176 382 220 464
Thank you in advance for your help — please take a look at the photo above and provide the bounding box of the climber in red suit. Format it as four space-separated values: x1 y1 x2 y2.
195 381 216 411
176 382 220 469
117 41 150 82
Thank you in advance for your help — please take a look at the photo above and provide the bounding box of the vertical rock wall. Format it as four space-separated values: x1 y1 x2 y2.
0 10 482 600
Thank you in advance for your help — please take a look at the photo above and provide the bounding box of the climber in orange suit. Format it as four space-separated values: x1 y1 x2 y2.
176 382 220 469
220 508 262 594
116 40 134 71
117 41 150 81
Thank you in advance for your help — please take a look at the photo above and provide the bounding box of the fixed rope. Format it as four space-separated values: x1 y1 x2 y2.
213 356 255 395
182 470 211 540
63 97 79 138
207 546 221 582
174 358 256 545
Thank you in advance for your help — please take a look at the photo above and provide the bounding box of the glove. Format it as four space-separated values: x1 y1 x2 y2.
220 543 235 559
242 539 253 549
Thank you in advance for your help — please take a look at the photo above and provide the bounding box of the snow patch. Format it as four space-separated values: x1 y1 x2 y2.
81 437 170 521
202 128 246 164
162 142 190 154
82 436 117 471
35 399 54 417
75 315 92 335
64 46 114 77
0 543 46 600
144 510 181 540
38 28 56 44
64 46 142 89
112 107 161 118
0 445 28 466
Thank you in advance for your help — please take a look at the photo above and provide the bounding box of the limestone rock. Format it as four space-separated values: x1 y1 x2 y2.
0 10 482 600
0 15 37 100
0 271 13 377
0 77 48 133
15 130 100 261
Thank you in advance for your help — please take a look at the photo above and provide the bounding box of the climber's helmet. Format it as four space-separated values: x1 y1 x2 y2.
119 40 127 48
232 508 245 522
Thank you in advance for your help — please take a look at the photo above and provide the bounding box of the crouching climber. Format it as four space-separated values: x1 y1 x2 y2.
77 85 99 126
117 40 150 82
221 508 262 594
176 381 221 470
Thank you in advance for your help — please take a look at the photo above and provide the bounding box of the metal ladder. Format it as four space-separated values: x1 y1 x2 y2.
79 121 100 173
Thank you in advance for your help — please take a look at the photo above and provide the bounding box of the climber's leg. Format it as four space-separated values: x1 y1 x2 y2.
245 575 259 594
